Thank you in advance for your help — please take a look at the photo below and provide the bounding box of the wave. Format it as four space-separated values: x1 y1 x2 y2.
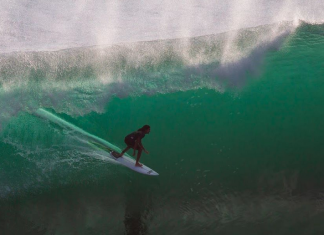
0 22 304 124
1 22 323 198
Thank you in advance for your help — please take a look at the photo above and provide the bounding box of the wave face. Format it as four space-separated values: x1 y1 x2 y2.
1 1 324 234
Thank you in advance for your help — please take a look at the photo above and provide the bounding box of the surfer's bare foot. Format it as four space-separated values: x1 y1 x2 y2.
112 152 122 158
135 163 143 167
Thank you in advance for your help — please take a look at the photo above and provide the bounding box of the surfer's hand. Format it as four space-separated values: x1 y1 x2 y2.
144 150 149 154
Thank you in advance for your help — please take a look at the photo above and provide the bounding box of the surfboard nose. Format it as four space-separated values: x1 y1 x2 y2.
148 170 159 176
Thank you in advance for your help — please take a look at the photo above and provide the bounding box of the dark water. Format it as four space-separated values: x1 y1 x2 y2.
1 22 324 234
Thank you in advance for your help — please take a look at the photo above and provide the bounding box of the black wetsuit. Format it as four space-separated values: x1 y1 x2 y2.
124 131 145 147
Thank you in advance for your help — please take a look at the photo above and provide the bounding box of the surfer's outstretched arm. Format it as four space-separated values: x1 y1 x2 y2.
139 141 149 154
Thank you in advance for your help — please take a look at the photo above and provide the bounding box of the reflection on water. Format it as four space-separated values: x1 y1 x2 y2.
124 179 154 235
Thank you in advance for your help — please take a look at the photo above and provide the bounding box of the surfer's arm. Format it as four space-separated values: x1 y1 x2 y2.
139 140 149 154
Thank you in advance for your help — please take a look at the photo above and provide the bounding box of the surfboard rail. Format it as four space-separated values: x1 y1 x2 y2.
88 141 159 176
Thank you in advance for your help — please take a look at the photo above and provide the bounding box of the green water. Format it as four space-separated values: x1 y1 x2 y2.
1 23 324 234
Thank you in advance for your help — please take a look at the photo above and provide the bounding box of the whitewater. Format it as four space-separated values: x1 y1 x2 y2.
0 0 323 53
1 1 324 234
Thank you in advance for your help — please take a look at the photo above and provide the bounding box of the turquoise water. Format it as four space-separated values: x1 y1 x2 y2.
1 22 324 234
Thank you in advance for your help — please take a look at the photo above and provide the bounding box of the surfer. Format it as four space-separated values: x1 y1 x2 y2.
116 125 150 167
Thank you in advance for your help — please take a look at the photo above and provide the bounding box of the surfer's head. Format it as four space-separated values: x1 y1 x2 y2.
138 125 150 134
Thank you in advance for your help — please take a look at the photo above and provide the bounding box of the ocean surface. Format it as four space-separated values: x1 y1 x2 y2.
1 1 324 234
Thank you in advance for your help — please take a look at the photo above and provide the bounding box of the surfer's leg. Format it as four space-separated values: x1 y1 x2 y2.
135 148 143 167
119 146 131 157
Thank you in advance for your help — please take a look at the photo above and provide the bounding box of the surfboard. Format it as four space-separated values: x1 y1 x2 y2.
35 108 159 176
88 141 159 176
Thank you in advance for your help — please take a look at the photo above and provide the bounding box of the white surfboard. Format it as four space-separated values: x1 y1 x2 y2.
35 108 159 176
88 141 159 176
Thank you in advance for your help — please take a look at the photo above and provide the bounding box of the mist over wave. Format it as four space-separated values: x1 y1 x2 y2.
1 0 323 124
0 0 323 53
0 21 297 127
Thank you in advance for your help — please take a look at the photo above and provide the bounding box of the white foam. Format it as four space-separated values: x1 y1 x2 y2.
0 0 323 53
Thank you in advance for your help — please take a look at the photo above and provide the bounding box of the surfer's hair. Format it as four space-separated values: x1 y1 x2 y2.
138 125 150 132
